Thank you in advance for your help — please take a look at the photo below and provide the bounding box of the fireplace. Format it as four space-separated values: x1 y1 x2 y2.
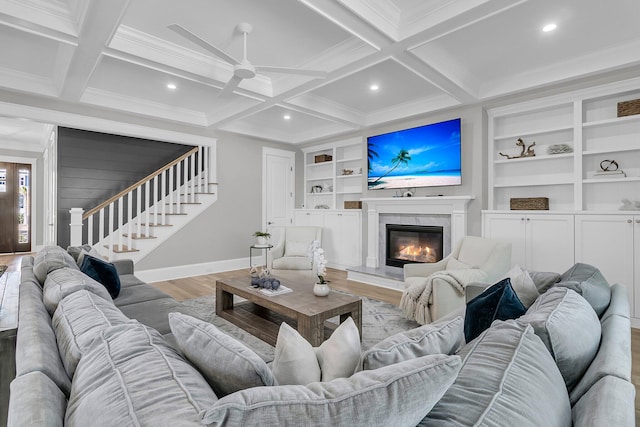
386 224 444 268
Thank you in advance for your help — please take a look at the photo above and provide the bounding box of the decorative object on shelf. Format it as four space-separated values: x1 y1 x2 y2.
403 188 416 197
310 185 323 193
594 159 626 178
619 199 640 211
322 183 333 192
314 204 330 209
342 169 354 175
510 197 549 210
308 240 330 296
253 231 271 246
499 138 536 159
617 99 640 117
314 154 332 163
547 144 573 155
344 201 362 209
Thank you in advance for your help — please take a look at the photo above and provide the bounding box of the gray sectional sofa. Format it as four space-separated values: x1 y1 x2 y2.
6 246 636 426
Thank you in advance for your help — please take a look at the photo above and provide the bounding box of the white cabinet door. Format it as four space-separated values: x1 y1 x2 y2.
294 210 324 227
575 215 635 315
526 214 574 273
323 211 361 269
483 213 574 272
483 213 527 268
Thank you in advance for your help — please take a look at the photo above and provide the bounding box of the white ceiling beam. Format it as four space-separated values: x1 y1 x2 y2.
59 0 131 101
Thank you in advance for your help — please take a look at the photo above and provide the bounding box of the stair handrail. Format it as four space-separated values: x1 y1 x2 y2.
82 146 199 220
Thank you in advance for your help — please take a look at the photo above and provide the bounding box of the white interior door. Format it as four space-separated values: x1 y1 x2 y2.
262 148 295 239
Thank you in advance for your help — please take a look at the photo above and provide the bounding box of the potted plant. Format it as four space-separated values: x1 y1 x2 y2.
253 231 271 246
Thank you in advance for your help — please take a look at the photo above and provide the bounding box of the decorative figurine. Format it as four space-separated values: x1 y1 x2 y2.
499 138 536 159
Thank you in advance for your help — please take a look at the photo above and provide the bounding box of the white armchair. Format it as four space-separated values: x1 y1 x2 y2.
267 226 322 272
401 235 511 324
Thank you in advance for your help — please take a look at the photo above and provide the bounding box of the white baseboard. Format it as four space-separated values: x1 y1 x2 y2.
136 257 250 283
346 270 404 290
630 317 640 329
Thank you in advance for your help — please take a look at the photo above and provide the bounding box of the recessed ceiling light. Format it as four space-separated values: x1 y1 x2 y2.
283 114 291 120
542 23 557 32
167 83 177 90
370 84 379 91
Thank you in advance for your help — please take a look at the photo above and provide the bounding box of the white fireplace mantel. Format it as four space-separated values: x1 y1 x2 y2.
361 196 474 268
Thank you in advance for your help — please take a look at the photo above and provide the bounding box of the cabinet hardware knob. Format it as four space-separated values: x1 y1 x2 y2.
521 218 525 221
526 218 530 221
636 220 640 224
627 219 632 223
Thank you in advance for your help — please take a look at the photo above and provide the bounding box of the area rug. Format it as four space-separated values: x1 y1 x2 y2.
0 265 7 279
181 293 420 362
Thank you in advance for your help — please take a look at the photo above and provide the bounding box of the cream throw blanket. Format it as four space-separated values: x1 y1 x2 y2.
400 268 488 325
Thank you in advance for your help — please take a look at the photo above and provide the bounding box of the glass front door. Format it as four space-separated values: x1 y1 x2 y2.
0 162 31 253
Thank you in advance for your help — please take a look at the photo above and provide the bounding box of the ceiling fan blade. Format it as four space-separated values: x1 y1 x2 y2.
168 23 240 66
217 75 243 98
255 65 327 78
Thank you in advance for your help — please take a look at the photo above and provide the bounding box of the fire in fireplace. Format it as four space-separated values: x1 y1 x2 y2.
386 224 444 268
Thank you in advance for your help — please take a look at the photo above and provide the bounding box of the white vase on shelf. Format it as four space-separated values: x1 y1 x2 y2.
313 283 330 297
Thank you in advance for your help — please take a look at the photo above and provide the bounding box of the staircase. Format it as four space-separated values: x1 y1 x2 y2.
69 145 217 264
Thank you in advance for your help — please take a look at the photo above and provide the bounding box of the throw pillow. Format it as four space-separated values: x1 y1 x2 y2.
446 258 472 270
200 354 462 427
556 263 611 317
422 321 571 427
43 267 113 315
168 313 276 397
284 240 309 257
66 244 92 263
464 277 526 343
360 315 464 371
501 265 539 308
518 287 601 392
79 254 121 298
271 319 361 385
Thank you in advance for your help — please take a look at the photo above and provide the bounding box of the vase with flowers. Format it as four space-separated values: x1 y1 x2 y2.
308 240 330 297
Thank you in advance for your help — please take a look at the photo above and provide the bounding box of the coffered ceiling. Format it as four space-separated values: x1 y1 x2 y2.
1 0 639 148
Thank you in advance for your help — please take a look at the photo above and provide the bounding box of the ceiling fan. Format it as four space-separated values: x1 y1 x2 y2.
168 22 327 97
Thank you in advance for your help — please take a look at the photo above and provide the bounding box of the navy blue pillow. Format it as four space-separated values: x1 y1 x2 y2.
79 254 121 298
464 278 526 343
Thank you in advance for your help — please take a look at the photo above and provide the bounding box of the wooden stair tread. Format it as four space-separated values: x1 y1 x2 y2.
166 202 202 205
123 233 156 240
139 223 173 227
104 245 140 253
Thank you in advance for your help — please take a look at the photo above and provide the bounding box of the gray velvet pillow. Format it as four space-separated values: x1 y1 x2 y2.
169 312 276 397
66 322 217 426
556 263 611 317
422 321 571 427
33 246 79 285
52 290 131 378
200 354 462 427
359 315 463 371
529 270 561 294
43 267 113 315
518 287 601 391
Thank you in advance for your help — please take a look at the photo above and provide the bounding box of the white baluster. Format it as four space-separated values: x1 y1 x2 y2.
177 161 182 212
136 185 142 239
145 180 150 238
190 153 196 203
87 215 94 246
169 165 174 214
108 203 114 257
127 192 133 251
160 170 166 226
153 175 159 227
118 197 123 253
99 209 105 255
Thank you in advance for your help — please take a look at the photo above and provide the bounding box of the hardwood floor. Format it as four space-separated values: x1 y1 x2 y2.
2 253 638 420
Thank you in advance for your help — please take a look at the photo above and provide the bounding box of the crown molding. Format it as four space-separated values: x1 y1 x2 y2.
1 0 78 36
336 0 400 41
284 93 365 126
365 93 460 126
0 67 57 97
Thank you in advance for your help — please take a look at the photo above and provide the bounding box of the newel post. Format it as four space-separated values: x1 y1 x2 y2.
69 208 84 246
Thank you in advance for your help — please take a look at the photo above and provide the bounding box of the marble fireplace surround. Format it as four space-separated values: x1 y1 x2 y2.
348 196 473 289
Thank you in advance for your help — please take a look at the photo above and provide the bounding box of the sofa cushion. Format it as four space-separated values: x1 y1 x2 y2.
501 265 539 307
518 287 601 392
271 319 361 385
557 263 611 317
33 245 79 285
66 244 92 263
65 322 218 426
8 372 67 427
169 313 276 397
200 354 462 427
422 321 571 427
43 267 112 315
529 270 561 293
571 376 636 427
116 297 197 335
15 280 72 397
52 290 131 378
464 277 526 342
78 254 121 298
272 256 312 270
359 315 463 371
569 310 630 405
284 240 309 257
113 282 170 307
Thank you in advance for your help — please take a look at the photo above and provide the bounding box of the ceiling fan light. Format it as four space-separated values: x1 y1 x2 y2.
542 23 557 32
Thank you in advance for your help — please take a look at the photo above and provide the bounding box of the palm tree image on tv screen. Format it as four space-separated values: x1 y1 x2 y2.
367 118 462 190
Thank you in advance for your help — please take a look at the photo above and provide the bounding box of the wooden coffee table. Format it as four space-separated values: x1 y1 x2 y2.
215 276 362 346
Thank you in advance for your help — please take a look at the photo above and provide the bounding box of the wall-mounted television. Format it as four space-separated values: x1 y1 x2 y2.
367 118 461 190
